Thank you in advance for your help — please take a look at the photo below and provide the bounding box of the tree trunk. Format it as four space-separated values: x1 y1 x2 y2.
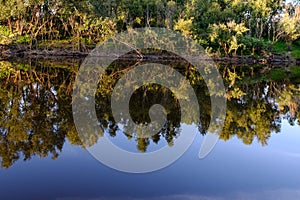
77 31 81 51
146 4 150 27
16 19 20 35
287 41 292 52
7 18 12 33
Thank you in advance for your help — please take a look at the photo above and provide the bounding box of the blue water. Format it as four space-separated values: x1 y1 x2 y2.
1 120 300 200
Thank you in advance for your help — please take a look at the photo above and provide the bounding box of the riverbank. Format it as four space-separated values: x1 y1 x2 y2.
1 43 299 66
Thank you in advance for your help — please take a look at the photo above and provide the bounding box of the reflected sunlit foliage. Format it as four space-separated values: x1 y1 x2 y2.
0 58 300 168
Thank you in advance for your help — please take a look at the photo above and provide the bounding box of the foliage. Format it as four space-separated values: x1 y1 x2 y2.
273 41 288 53
276 12 300 51
271 69 287 81
208 21 249 56
0 61 17 79
0 0 298 55
291 43 300 58
0 25 13 44
174 18 193 37
273 41 300 58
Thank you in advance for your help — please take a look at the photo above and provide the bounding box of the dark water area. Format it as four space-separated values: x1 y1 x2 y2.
0 58 300 200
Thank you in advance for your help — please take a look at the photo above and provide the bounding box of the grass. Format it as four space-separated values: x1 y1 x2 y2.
291 40 300 58
273 40 300 59
291 48 300 59
273 41 287 53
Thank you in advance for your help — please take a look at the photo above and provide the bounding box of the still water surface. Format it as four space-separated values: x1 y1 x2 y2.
0 58 300 200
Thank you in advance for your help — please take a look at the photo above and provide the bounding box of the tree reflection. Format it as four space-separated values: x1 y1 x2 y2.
1 58 300 168
0 60 80 168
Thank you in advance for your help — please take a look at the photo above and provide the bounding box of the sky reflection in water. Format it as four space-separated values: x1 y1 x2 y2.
0 120 300 200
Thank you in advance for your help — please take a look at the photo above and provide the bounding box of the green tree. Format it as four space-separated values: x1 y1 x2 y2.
208 20 249 56
276 11 300 51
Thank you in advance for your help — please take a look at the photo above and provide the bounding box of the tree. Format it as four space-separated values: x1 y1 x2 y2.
276 9 300 51
208 20 249 56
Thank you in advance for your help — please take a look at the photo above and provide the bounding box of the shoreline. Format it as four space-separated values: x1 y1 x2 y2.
1 44 299 66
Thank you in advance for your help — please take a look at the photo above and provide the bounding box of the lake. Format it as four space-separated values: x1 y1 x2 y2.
0 57 300 200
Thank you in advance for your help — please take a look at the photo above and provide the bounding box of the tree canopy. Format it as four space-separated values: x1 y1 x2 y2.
0 0 299 55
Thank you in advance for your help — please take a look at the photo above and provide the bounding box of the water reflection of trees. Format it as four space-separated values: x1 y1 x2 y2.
220 65 300 145
1 59 300 168
92 58 212 152
0 60 80 168
96 84 183 152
